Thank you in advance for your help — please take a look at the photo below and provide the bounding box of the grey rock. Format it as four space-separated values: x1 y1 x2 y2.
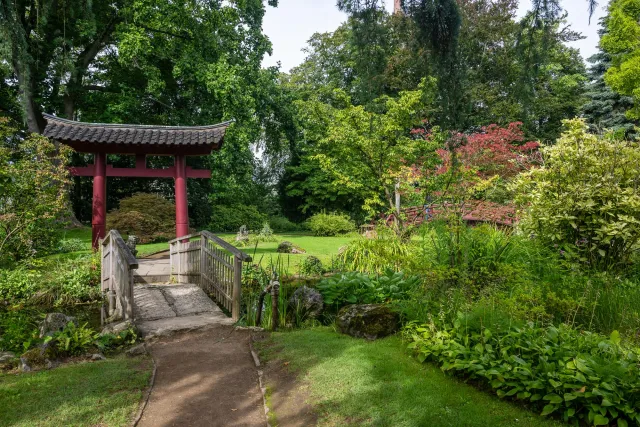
289 286 323 320
100 320 135 336
337 304 399 340
45 359 60 369
19 358 31 372
39 313 77 338
91 353 106 361
126 343 147 356
0 351 15 363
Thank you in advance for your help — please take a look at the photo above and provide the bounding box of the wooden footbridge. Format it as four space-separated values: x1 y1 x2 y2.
100 230 252 337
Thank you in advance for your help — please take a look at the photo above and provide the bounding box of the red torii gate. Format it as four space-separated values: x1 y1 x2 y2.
42 114 232 249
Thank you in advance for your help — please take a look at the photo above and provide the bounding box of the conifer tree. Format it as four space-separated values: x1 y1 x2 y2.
582 17 637 139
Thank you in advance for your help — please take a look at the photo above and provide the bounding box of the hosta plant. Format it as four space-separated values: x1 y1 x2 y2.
404 318 640 426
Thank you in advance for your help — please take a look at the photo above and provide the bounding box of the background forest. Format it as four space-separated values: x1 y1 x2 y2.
1 0 637 230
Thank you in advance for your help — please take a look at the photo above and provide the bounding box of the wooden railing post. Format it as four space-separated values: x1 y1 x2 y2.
200 234 206 285
232 255 242 322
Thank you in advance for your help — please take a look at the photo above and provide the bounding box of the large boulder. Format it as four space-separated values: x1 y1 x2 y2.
39 313 77 338
288 286 323 320
337 304 399 340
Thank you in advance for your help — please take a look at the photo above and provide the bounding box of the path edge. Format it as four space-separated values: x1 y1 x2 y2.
132 345 156 427
250 337 271 427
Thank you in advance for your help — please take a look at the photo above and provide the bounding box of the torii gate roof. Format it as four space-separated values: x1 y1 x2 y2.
42 113 233 155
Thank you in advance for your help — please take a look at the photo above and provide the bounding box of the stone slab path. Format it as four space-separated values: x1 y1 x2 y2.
135 258 171 284
138 326 266 427
134 284 233 338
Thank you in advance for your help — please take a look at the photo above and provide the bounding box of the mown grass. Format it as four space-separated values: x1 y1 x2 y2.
54 227 353 274
258 327 563 427
0 356 151 427
238 232 356 274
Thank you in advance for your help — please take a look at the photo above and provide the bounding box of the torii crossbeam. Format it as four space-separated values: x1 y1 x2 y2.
42 114 233 249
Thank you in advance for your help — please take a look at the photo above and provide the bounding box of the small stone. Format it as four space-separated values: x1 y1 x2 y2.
100 320 135 336
19 358 31 372
45 359 60 369
39 313 77 338
126 343 146 356
337 304 399 340
91 353 106 361
0 351 15 363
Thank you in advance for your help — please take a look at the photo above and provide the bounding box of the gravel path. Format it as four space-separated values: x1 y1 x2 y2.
137 325 266 427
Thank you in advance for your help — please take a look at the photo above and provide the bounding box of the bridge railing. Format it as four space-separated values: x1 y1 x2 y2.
169 231 252 321
101 230 138 323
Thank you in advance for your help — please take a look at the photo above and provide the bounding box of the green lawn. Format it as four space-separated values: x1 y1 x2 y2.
55 227 354 274
258 328 563 427
237 232 356 274
0 357 151 427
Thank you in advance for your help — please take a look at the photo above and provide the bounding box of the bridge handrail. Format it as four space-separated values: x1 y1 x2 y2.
168 231 252 262
101 230 138 323
169 230 251 321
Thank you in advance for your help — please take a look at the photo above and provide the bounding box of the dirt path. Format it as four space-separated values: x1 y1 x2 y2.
137 326 266 427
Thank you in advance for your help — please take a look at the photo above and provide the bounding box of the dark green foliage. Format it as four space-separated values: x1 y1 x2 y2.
581 18 637 139
299 256 324 276
268 216 300 232
0 310 39 353
48 322 97 356
107 193 176 243
208 204 267 232
405 319 640 426
317 270 420 310
306 213 356 236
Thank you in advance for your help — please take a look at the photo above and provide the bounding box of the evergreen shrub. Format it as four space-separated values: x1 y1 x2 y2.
208 204 267 232
306 212 355 236
107 193 175 243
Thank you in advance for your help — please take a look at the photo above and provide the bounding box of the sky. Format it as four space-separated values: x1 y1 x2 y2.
261 0 608 73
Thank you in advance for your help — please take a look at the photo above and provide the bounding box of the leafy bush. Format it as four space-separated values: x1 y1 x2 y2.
317 270 420 310
512 119 640 271
341 232 412 274
0 254 101 306
269 216 300 232
306 212 355 236
94 327 139 353
209 204 267 232
48 322 98 356
107 193 176 243
256 222 276 242
404 319 640 426
299 256 324 276
57 238 87 253
0 119 72 263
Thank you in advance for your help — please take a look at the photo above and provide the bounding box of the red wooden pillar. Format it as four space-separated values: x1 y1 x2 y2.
174 154 189 239
92 152 107 250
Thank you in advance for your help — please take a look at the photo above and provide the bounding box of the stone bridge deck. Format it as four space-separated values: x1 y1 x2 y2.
134 284 233 338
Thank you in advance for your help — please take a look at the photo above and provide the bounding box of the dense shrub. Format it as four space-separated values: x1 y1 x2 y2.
299 256 324 276
317 270 420 311
0 119 72 263
107 193 175 243
209 204 267 232
405 319 640 426
306 212 355 236
512 119 640 271
0 254 101 306
269 216 300 232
